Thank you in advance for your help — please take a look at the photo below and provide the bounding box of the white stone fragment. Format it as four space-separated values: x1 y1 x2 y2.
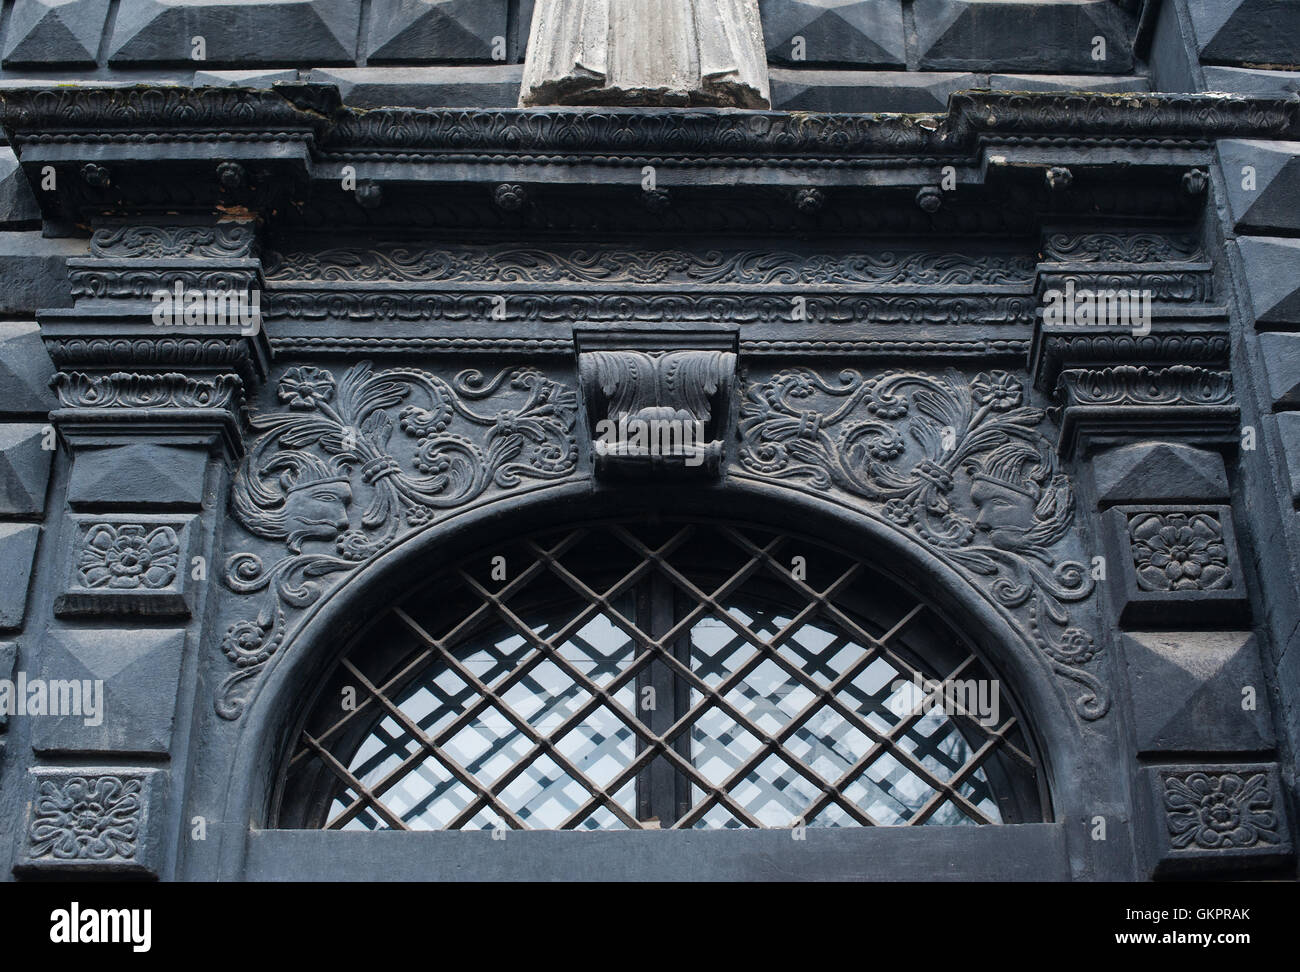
520 0 770 109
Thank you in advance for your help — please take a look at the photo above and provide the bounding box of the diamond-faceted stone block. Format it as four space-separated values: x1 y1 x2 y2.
1219 141 1300 235
0 323 54 414
760 0 905 67
108 0 360 65
0 424 54 516
1123 632 1274 754
913 0 1134 73
366 0 507 64
1237 236 1300 326
0 524 40 631
30 628 186 756
2 0 111 67
1187 0 1300 68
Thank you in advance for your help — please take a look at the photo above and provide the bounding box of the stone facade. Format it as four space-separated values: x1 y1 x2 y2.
0 0 1296 881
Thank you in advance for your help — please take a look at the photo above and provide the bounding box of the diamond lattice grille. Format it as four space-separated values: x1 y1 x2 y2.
281 520 1045 830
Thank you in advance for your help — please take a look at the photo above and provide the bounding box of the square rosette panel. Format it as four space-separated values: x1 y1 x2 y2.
55 514 198 618
1103 505 1249 627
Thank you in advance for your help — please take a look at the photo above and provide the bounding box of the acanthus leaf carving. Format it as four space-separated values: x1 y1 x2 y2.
218 360 579 718
52 366 244 408
579 348 736 478
52 371 244 411
738 367 1106 719
1055 365 1234 408
90 222 258 260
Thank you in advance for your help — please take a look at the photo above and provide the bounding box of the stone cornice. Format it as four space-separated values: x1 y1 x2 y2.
1 85 1295 163
0 84 336 142
4 84 1289 226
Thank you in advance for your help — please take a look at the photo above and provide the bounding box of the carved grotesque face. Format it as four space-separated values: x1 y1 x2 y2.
970 477 1038 549
282 479 353 552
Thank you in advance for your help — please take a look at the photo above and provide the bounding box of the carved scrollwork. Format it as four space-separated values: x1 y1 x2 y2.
90 222 257 260
738 367 1106 719
1056 365 1233 407
264 242 1037 287
52 371 244 410
218 360 579 718
1042 231 1204 264
264 291 1038 326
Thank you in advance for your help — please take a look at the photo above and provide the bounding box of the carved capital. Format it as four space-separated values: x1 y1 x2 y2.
1053 366 1239 458
49 371 247 468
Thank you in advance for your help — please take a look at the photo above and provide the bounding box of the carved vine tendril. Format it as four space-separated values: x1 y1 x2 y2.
738 367 1106 719
216 360 578 718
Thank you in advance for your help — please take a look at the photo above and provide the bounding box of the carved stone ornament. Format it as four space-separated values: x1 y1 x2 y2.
218 362 579 717
15 768 166 876
1164 770 1279 850
1055 366 1233 408
90 221 257 260
1128 511 1231 593
738 368 1105 719
52 371 244 411
519 0 770 108
579 349 736 479
28 775 142 862
55 515 198 618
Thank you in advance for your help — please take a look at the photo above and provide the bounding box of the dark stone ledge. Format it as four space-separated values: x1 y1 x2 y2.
0 84 1296 160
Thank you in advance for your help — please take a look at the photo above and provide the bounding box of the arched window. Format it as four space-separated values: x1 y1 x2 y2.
277 518 1048 830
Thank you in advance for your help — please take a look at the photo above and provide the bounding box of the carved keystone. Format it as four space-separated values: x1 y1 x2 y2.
577 335 736 481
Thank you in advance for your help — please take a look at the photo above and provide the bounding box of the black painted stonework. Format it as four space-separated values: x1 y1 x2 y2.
0 0 1293 884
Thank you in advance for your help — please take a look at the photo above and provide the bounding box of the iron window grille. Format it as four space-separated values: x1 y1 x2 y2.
277 519 1047 830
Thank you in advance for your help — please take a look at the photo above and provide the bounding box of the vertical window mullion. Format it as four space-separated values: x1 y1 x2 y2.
635 572 690 825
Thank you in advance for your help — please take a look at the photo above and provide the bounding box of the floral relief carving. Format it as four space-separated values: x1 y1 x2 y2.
1164 771 1278 850
1055 366 1233 408
1128 512 1231 592
738 368 1105 719
78 524 180 591
90 222 256 260
264 242 1037 287
218 361 579 718
1042 231 1204 264
28 775 143 862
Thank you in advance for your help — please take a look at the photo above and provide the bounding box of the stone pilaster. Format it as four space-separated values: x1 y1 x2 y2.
15 216 268 878
1033 222 1290 876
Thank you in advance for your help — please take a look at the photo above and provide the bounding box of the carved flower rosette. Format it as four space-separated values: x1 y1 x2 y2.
217 361 578 717
738 367 1106 719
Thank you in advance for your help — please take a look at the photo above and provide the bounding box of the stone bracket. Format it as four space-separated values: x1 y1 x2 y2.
577 332 737 481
